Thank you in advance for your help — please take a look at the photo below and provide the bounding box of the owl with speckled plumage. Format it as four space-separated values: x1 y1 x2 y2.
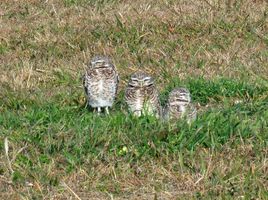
83 55 119 114
164 87 197 123
124 71 162 118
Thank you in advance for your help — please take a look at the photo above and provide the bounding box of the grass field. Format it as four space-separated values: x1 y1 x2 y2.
0 0 268 199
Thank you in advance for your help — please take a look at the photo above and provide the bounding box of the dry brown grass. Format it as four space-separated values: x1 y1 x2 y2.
1 0 268 91
1 141 267 199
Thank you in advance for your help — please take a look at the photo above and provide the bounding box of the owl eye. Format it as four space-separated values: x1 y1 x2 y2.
129 80 138 86
143 77 151 81
131 79 138 83
145 82 154 87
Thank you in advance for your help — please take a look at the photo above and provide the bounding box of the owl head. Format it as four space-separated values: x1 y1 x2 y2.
168 87 191 106
128 71 154 87
89 55 114 69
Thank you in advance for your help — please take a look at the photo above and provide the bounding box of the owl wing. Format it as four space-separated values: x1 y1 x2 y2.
148 88 162 118
156 94 163 118
186 103 197 123
82 73 88 96
115 71 120 95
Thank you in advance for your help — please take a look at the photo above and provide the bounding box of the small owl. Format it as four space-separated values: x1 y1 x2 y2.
83 55 119 114
125 71 162 118
164 87 196 123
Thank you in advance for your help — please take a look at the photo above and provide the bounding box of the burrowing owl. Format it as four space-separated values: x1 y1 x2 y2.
83 55 119 114
125 71 162 118
164 88 196 123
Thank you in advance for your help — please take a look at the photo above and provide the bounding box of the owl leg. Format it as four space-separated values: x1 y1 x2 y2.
97 107 101 115
105 107 109 115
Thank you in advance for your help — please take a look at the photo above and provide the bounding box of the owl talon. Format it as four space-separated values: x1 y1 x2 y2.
97 107 101 115
105 107 109 115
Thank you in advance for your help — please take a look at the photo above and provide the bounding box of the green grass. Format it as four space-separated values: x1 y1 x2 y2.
1 0 268 199
1 76 267 198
